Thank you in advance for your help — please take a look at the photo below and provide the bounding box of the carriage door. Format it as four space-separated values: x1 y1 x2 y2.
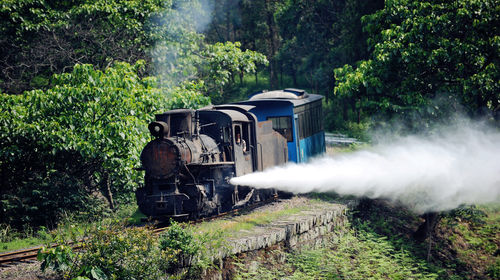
233 122 253 176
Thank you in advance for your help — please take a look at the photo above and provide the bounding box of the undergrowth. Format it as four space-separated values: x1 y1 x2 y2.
234 228 438 280
37 220 223 280
0 203 144 253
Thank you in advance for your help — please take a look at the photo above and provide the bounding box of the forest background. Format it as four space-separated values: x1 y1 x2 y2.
0 0 498 233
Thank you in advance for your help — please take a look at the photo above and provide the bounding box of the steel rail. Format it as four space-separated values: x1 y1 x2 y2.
0 247 41 265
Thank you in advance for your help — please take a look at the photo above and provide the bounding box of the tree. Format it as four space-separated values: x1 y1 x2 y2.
0 0 205 94
275 0 344 94
205 0 282 89
335 0 500 122
274 0 383 131
198 41 268 103
204 0 242 43
0 61 210 229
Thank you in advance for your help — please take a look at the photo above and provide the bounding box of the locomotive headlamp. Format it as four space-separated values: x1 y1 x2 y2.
148 121 169 138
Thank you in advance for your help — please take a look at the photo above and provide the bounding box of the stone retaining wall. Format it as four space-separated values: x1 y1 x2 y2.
224 204 348 258
203 201 350 279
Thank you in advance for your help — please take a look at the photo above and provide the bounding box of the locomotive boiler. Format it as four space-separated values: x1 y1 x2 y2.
136 89 325 219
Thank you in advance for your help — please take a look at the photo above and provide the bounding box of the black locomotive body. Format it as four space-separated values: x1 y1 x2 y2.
136 105 287 219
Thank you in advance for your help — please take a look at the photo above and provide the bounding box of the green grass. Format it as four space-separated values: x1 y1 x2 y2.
0 235 50 252
0 203 143 253
194 203 311 238
193 198 340 236
440 204 500 279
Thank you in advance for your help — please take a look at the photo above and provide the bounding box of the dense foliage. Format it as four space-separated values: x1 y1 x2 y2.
235 230 438 279
1 0 168 93
200 41 268 103
0 0 224 94
0 0 268 230
38 225 167 280
334 0 500 123
205 0 385 130
0 61 209 229
206 0 498 130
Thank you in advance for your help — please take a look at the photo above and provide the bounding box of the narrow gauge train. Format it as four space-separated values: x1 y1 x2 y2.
136 88 325 219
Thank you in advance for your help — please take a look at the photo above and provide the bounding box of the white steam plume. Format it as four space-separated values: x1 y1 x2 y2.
230 121 500 213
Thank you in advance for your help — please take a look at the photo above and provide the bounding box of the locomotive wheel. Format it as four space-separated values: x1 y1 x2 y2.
277 190 294 199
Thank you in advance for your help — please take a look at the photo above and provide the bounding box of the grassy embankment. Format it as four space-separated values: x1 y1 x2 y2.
0 204 146 253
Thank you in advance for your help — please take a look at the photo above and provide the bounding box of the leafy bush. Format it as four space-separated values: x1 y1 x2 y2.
38 244 74 274
487 259 500 279
0 61 210 230
334 0 499 119
444 205 487 226
37 224 169 280
75 225 167 280
36 221 224 280
199 41 268 103
159 220 201 271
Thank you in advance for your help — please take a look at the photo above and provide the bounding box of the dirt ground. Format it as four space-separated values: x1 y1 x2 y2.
0 261 59 280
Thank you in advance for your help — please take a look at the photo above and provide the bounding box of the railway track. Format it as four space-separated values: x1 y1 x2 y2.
0 247 40 266
0 196 277 266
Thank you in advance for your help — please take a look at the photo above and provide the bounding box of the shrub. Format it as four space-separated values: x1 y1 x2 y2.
37 221 225 280
38 244 74 274
159 221 201 271
37 224 172 280
74 225 168 280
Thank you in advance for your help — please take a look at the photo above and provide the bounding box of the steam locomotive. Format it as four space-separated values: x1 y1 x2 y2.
136 89 325 219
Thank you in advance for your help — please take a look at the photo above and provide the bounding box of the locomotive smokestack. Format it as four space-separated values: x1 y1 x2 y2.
149 121 169 138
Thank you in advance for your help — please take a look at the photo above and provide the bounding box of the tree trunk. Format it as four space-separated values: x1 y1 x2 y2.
413 212 441 242
103 173 115 210
292 67 297 87
265 0 278 89
225 2 231 41
357 97 362 124
342 98 349 121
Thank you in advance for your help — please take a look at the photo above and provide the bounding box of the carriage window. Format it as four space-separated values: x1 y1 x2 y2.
298 114 303 139
234 124 248 152
223 127 230 143
234 125 241 143
242 123 250 152
268 116 293 142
